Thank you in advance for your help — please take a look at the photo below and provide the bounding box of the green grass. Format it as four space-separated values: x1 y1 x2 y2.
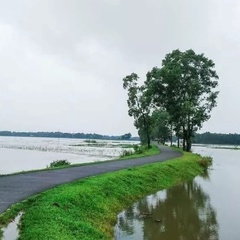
0 151 204 240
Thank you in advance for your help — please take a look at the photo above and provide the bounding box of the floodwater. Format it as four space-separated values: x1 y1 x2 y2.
0 136 135 174
1 212 23 240
115 146 240 240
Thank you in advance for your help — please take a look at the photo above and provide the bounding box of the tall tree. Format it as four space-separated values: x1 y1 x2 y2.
146 49 219 151
123 73 152 148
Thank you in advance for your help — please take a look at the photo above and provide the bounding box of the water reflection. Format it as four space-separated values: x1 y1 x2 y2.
115 177 219 240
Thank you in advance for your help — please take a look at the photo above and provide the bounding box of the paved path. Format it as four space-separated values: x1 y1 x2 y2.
0 145 182 214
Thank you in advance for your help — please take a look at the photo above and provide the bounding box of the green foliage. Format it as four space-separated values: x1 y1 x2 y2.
151 110 171 143
146 49 219 151
0 152 204 240
133 144 150 154
120 150 133 157
123 73 152 148
121 144 136 148
119 145 159 160
49 160 71 168
120 133 132 140
120 145 155 158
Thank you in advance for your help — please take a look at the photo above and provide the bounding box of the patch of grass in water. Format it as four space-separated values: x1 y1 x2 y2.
48 160 71 168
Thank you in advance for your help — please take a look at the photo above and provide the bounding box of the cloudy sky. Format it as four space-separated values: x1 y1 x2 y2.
0 0 239 135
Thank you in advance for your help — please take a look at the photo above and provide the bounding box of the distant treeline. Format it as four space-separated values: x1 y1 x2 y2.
194 132 240 145
0 131 139 141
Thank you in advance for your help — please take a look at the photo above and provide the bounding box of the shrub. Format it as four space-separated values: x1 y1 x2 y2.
198 156 213 169
133 145 149 154
120 150 133 157
49 160 71 168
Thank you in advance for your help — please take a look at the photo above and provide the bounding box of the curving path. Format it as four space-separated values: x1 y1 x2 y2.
0 145 182 214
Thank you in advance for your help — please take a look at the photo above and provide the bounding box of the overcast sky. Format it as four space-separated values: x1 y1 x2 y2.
0 0 239 135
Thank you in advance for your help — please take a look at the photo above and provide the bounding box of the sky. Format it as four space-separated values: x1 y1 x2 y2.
0 0 239 136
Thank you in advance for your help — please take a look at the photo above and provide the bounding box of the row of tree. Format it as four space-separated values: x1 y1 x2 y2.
0 131 135 141
194 132 240 145
123 49 219 151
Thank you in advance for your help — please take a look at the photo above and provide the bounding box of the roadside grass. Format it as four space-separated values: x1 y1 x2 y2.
120 144 159 159
0 151 204 240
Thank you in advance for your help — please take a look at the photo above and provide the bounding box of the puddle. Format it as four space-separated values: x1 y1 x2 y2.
1 212 23 240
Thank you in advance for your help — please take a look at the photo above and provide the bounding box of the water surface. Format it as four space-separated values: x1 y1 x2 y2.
0 136 136 174
115 146 240 240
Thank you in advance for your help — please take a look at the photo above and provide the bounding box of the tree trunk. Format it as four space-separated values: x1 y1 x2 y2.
147 135 151 149
186 132 192 152
177 135 180 148
186 140 191 152
183 138 186 151
170 124 173 146
142 115 151 149
185 113 192 152
182 127 186 151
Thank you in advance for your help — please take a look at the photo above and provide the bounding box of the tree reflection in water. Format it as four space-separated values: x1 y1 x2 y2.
115 178 219 240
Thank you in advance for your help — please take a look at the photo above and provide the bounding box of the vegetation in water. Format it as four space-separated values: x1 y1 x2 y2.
198 156 213 169
83 140 97 143
0 151 205 240
48 160 71 168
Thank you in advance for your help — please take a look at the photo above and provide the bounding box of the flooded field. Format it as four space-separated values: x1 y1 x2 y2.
0 136 137 174
115 146 240 240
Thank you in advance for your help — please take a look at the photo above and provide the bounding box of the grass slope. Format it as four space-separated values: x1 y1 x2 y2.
0 151 204 240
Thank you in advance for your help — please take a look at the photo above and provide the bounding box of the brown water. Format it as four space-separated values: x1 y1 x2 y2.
115 147 240 240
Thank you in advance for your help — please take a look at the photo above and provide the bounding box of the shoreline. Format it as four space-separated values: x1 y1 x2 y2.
0 149 204 239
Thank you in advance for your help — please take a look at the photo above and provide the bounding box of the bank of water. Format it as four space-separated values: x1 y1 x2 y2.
0 151 203 240
115 146 240 240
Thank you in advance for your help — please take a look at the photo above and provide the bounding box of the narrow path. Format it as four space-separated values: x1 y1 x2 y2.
0 145 182 214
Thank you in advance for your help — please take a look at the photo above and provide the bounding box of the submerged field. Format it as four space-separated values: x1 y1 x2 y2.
0 136 140 174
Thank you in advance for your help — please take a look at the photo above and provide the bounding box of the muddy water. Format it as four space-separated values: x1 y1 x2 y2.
115 147 240 240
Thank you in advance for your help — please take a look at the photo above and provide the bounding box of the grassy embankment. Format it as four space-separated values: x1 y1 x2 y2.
0 145 159 234
0 148 209 240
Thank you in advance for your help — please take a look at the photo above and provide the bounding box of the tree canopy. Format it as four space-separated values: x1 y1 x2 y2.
123 73 152 148
123 49 219 151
